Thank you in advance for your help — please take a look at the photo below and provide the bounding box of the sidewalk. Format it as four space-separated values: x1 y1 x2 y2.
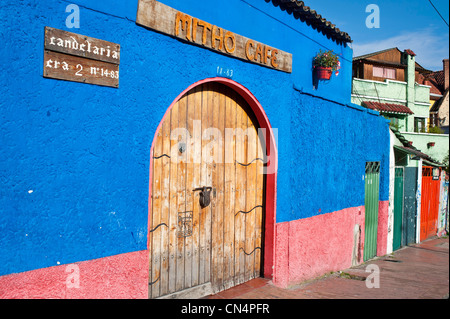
205 237 449 299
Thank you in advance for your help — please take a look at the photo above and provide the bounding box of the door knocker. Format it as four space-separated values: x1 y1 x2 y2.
192 186 213 208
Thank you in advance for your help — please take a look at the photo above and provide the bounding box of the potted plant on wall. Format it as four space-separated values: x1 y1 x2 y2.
313 50 340 80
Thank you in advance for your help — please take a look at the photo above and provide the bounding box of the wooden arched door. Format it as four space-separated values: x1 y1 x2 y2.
149 82 265 298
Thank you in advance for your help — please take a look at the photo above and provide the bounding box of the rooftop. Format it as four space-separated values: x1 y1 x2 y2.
353 47 430 72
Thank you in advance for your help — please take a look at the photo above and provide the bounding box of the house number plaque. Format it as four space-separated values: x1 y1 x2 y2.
43 27 120 87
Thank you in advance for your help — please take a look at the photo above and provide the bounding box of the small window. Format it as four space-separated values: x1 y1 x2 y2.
430 113 439 127
385 68 396 79
414 117 426 133
373 66 384 77
385 116 403 130
373 66 396 79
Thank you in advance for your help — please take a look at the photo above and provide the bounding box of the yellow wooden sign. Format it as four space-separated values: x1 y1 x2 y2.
136 0 292 73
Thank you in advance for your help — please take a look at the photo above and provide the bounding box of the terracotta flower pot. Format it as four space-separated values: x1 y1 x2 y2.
315 66 332 80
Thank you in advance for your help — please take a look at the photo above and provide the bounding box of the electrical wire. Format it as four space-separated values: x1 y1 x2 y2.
427 0 449 27
239 0 353 64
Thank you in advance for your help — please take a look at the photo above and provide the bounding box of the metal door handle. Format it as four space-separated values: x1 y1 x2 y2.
192 186 212 208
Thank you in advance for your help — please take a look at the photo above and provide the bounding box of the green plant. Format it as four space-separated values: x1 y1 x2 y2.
428 126 444 134
442 153 449 174
313 49 340 72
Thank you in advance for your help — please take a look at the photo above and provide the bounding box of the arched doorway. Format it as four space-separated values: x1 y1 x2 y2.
147 78 277 298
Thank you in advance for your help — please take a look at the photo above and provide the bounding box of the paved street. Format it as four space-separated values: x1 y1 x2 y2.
206 237 449 299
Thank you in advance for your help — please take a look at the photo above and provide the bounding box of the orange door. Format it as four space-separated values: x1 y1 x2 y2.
149 83 265 298
420 167 440 241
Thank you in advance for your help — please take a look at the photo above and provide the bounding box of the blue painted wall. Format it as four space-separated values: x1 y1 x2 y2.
0 0 389 276
285 92 390 223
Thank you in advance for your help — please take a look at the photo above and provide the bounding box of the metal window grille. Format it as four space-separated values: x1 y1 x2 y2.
365 161 380 174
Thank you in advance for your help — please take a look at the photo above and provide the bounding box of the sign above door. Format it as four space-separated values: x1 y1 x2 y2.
136 0 292 73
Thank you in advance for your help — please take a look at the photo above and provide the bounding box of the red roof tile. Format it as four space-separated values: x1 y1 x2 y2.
404 49 416 56
428 70 445 94
417 72 442 95
362 101 414 115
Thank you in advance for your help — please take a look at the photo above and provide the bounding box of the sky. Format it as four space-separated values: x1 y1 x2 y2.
306 0 449 71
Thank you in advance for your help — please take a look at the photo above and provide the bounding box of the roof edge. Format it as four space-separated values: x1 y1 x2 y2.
265 0 352 43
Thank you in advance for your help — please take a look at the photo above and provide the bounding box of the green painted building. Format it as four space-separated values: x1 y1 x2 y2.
352 48 449 164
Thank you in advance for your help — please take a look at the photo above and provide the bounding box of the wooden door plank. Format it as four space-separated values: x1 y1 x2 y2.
234 97 248 285
150 124 163 298
200 83 212 285
216 85 227 292
205 84 214 284
210 84 219 291
190 86 202 287
168 101 179 293
223 89 237 290
198 85 207 285
210 84 221 292
159 117 172 297
149 151 155 296
175 94 188 292
218 86 227 291
184 89 196 290
244 117 257 282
